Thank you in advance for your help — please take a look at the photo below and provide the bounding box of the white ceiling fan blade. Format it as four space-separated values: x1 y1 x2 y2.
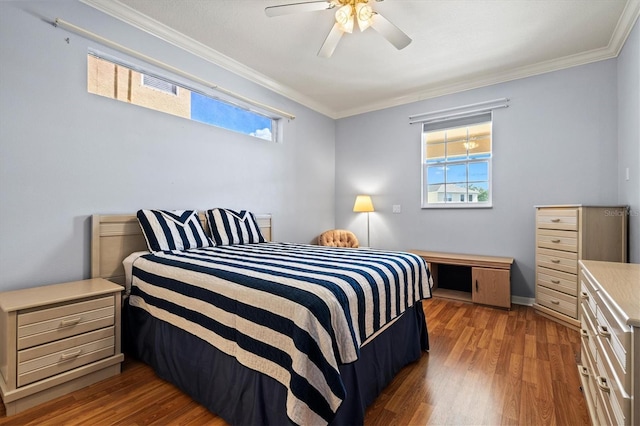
370 12 411 50
318 22 343 58
265 1 333 17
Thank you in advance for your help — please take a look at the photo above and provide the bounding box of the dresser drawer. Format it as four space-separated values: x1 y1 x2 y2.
536 285 577 318
595 297 632 393
536 208 578 231
17 327 115 387
596 351 631 425
536 229 578 253
581 304 598 365
580 282 597 321
537 266 577 296
579 341 598 416
17 296 114 350
580 269 600 302
536 248 577 274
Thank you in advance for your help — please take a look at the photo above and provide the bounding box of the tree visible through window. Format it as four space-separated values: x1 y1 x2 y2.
422 113 492 207
87 54 277 141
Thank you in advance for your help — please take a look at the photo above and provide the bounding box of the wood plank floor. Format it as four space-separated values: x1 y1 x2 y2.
0 298 590 425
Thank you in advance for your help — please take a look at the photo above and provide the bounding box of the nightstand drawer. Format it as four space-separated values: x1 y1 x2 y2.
537 285 577 318
17 296 114 350
536 208 578 230
17 327 115 387
536 229 578 252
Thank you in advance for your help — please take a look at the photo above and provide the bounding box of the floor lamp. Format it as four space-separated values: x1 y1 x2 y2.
353 195 374 247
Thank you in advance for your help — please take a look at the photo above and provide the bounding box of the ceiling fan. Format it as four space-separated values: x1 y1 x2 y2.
265 0 411 58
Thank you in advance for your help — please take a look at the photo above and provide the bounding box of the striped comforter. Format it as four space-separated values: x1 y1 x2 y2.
128 242 432 425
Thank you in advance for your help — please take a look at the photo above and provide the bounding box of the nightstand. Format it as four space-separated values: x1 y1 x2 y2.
0 278 124 415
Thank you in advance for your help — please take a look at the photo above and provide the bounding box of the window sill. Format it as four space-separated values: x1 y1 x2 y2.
421 203 493 209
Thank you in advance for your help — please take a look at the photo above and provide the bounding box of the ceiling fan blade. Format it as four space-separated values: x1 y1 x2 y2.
265 1 333 17
318 22 343 58
370 12 411 50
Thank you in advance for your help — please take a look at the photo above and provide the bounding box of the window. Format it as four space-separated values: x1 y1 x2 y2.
422 113 492 208
87 54 278 142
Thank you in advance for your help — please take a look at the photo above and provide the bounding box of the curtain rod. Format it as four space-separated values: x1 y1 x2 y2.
409 97 509 122
54 18 296 120
409 104 509 125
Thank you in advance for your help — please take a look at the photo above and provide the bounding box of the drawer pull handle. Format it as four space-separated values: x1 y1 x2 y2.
551 239 561 243
598 325 611 338
550 299 560 305
580 366 589 377
551 218 561 223
580 329 589 338
59 349 82 361
596 376 610 393
59 317 82 328
551 279 561 284
551 259 561 263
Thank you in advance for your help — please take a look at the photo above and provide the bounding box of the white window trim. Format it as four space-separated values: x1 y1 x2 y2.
420 115 494 209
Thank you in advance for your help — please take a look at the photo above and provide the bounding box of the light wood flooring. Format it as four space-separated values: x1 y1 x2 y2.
0 297 590 425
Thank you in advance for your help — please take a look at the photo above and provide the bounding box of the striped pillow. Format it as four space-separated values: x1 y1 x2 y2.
137 209 213 252
206 208 266 246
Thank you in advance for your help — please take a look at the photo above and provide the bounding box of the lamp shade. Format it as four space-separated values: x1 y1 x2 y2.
353 195 374 212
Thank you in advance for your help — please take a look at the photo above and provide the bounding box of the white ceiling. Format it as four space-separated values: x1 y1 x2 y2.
83 0 640 119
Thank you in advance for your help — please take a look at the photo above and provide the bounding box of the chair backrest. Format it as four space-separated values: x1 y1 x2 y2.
318 229 359 248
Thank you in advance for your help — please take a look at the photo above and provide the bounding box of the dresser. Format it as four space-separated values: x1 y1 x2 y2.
578 260 640 426
0 278 124 415
534 205 627 328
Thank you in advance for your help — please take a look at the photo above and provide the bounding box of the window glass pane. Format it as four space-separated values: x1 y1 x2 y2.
427 184 445 203
425 143 445 162
191 92 272 140
87 54 277 142
446 140 467 160
468 161 488 182
469 182 489 202
425 130 446 144
445 183 467 203
427 165 445 184
445 163 466 184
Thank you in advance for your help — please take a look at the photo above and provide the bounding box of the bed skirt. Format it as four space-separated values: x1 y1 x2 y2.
123 300 429 426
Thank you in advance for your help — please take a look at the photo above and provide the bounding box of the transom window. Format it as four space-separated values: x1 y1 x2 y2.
87 54 279 142
422 113 492 208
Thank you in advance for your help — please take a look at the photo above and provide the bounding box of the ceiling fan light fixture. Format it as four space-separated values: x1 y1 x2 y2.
335 4 354 33
355 3 373 31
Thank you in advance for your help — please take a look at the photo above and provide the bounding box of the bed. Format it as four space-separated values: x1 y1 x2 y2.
91 210 432 425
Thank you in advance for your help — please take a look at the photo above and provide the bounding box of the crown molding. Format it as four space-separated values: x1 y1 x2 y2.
79 0 336 118
81 0 639 120
335 45 621 118
335 0 640 119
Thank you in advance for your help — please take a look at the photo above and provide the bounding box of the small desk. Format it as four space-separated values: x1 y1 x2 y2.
410 250 514 309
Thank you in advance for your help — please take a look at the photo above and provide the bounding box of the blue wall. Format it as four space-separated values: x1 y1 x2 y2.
0 1 336 291
335 54 635 300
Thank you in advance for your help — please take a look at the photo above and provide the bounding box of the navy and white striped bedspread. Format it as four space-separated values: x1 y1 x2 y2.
129 242 432 425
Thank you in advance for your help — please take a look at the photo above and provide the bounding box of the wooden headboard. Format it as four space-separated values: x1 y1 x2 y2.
91 213 272 285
